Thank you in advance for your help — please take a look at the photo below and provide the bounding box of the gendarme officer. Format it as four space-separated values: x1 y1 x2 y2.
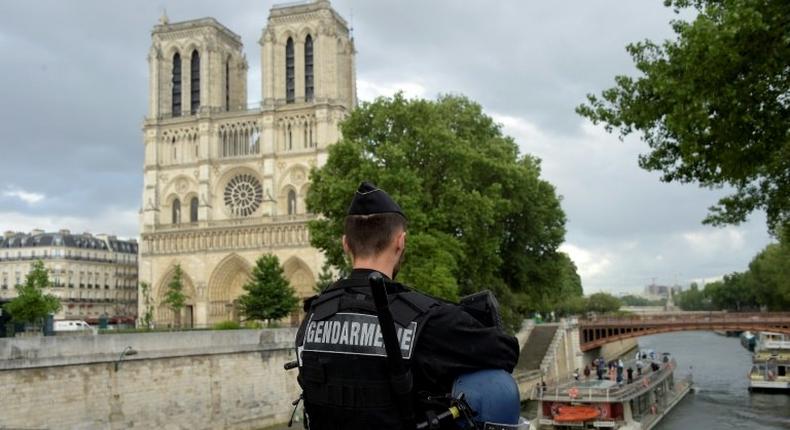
295 182 519 430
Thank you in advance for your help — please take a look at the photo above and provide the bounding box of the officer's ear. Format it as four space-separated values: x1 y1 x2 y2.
342 234 352 257
395 230 406 254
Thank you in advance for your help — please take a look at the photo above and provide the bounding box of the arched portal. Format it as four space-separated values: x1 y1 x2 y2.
283 256 315 326
155 265 196 328
207 253 251 324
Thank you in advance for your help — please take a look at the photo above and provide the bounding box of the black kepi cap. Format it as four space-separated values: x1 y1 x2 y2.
347 182 405 218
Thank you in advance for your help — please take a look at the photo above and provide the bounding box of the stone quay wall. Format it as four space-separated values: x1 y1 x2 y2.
0 329 301 430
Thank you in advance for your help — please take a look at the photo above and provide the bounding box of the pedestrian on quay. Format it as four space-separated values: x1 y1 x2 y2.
584 365 591 380
627 367 634 384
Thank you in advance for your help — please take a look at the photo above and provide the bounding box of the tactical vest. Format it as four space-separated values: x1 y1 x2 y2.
296 279 439 430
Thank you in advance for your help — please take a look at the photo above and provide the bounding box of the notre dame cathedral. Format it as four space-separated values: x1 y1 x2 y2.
139 0 355 327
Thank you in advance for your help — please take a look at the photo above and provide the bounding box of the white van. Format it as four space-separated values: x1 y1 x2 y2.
54 320 96 335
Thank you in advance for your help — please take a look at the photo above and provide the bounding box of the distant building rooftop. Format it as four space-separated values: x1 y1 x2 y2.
0 230 137 254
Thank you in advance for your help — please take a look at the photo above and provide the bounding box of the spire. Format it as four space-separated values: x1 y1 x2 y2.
159 8 169 25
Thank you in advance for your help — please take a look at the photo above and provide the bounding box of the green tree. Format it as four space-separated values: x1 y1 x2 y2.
675 282 711 311
314 261 335 293
238 254 299 323
577 0 790 233
748 230 790 310
556 295 588 317
620 294 666 307
139 282 154 329
306 94 578 330
2 260 61 326
162 264 188 328
704 272 759 311
585 292 622 314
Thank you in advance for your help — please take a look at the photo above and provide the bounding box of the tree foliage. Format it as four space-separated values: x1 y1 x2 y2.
585 292 623 314
314 261 336 293
238 254 299 323
2 260 61 325
162 264 188 327
620 294 666 307
675 231 789 311
577 0 790 233
306 94 580 329
139 281 154 329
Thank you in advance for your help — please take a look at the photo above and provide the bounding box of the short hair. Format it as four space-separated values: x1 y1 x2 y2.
344 213 407 258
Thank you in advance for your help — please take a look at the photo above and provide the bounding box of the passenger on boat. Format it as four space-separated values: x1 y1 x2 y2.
627 367 634 384
583 364 591 380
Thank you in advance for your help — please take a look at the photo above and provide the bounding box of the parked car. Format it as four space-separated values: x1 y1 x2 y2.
54 320 96 335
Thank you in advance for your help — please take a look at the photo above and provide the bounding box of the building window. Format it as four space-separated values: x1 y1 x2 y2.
225 58 230 111
305 35 314 101
172 52 182 116
288 190 297 215
286 37 295 103
190 197 199 223
288 124 293 150
190 50 200 114
172 199 181 224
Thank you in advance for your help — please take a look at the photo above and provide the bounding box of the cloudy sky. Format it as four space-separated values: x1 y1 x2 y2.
0 0 774 294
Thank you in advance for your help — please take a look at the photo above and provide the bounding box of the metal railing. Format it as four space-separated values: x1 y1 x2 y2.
538 359 679 402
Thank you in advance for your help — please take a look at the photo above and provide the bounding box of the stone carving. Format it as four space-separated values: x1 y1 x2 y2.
176 179 189 193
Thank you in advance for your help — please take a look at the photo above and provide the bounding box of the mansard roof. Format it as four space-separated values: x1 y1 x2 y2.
0 231 138 254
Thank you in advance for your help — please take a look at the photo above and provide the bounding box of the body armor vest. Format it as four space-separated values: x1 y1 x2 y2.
296 279 439 430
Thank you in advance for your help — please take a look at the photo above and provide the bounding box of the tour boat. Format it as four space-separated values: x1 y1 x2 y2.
533 353 692 429
748 332 790 392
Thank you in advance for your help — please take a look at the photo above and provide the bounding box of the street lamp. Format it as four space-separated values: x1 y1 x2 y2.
114 346 138 372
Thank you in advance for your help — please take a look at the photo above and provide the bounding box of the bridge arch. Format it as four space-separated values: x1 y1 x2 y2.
579 313 790 351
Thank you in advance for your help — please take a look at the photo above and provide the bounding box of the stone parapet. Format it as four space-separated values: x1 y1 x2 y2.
0 328 297 370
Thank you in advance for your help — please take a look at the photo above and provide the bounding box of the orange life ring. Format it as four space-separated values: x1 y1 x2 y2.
568 387 579 398
553 405 600 422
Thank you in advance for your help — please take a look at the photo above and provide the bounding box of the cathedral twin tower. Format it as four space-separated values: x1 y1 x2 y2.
140 1 355 327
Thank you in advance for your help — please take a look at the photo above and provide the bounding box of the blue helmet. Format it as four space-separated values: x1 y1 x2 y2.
451 369 529 429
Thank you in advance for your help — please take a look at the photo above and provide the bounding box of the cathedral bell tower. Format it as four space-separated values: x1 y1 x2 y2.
147 14 248 119
140 1 356 328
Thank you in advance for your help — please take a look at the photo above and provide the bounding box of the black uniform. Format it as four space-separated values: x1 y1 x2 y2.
295 268 519 430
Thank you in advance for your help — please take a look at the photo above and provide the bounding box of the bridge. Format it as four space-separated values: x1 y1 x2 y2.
579 312 790 351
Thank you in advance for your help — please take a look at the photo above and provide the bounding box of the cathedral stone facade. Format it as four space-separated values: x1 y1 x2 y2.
139 0 356 327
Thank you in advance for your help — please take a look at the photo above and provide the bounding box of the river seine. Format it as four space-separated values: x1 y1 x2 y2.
642 331 790 430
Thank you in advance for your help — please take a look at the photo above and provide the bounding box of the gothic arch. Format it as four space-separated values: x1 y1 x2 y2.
278 30 296 45
162 174 198 197
154 264 197 326
207 253 252 323
282 256 315 299
299 27 315 40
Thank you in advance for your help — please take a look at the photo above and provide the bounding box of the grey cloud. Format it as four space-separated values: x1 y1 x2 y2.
0 0 771 293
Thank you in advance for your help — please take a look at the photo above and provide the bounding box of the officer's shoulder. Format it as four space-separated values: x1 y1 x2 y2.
394 286 457 314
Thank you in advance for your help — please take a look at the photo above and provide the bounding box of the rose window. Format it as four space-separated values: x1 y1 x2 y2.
224 174 263 217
